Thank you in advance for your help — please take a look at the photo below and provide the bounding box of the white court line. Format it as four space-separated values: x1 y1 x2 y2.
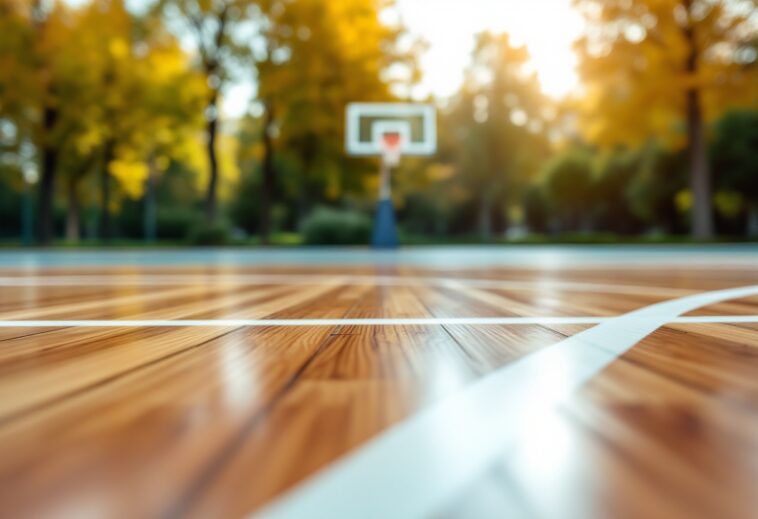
0 274 696 297
0 315 757 327
250 284 758 519
672 315 758 323
0 317 604 327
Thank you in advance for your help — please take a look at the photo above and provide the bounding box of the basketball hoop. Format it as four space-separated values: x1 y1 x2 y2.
380 132 402 167
344 102 437 248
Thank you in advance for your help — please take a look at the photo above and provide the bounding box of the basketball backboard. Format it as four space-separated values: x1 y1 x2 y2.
345 103 436 157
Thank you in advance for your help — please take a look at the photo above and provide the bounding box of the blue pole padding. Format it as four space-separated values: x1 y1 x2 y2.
372 199 399 248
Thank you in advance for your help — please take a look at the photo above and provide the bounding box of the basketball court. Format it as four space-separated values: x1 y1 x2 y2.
0 246 756 518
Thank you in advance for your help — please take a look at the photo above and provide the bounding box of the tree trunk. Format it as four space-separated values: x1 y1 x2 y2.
478 193 492 240
22 181 34 245
747 205 758 237
434 211 447 237
685 88 713 239
296 147 318 226
99 141 114 241
297 165 311 226
204 92 220 223
144 158 157 243
260 101 276 245
65 175 80 242
37 105 58 245
683 0 713 239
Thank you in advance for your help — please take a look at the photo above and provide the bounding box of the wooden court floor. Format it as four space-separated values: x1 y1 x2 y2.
0 261 757 518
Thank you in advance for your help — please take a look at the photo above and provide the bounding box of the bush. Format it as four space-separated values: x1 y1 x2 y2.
541 148 595 231
113 202 201 241
186 220 232 246
300 206 372 245
157 208 202 240
523 186 549 233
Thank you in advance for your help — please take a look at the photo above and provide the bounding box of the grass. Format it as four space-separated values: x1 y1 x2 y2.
1 231 755 249
399 232 756 246
0 232 305 249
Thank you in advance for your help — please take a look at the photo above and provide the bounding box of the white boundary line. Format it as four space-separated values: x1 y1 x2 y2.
250 284 758 519
671 315 758 323
0 317 603 327
0 315 757 327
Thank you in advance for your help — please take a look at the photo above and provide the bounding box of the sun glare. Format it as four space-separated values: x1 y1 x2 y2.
396 0 583 100
528 36 581 98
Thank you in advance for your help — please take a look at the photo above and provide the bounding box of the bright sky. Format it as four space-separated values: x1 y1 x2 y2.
393 0 585 100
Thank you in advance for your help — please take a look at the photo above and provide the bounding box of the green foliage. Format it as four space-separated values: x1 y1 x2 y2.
229 147 303 236
399 193 448 236
594 149 644 234
300 206 372 245
118 202 201 241
523 186 549 233
711 110 758 204
628 145 688 233
186 220 232 246
542 149 595 230
230 167 262 235
156 208 202 240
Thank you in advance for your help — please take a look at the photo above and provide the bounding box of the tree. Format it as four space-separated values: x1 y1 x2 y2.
156 0 255 223
574 0 758 238
448 32 550 238
42 0 204 242
62 0 135 240
114 15 206 241
0 0 72 243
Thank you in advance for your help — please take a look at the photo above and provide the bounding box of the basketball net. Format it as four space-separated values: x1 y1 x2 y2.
380 132 402 168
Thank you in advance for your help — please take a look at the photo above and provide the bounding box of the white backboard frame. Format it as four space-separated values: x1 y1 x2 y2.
345 103 437 156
